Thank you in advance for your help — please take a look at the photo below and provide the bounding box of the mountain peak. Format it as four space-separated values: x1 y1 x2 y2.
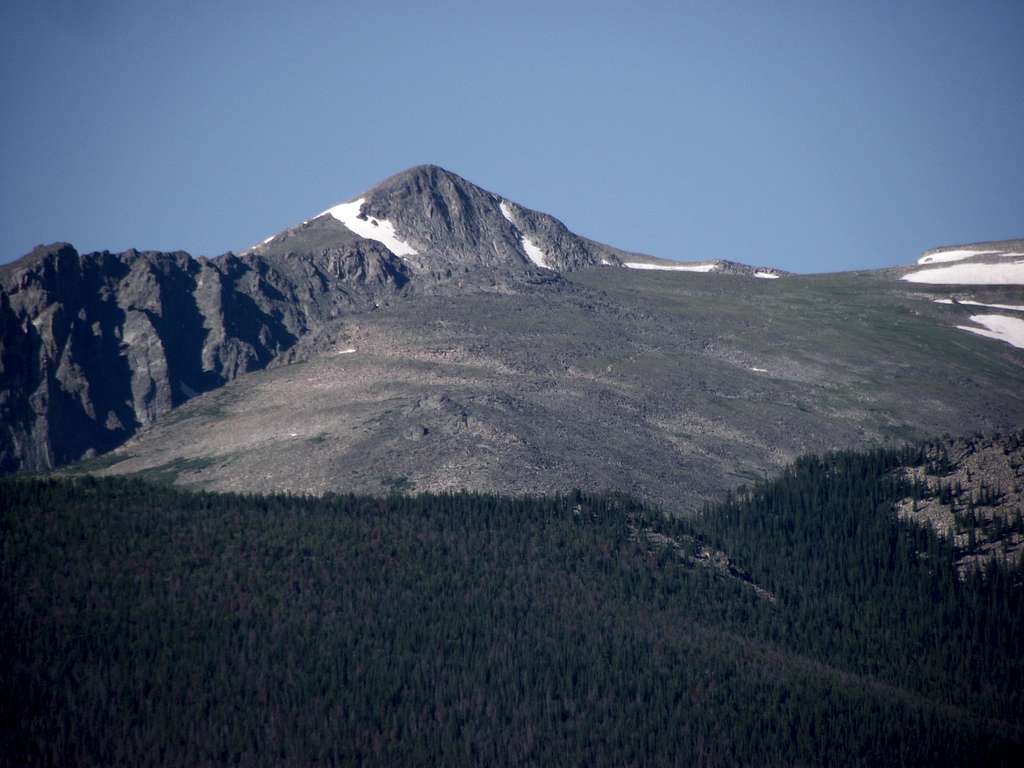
245 167 785 279
368 163 460 188
248 166 626 274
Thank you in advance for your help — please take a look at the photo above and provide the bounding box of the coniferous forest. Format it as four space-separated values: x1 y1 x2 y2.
2 443 1023 766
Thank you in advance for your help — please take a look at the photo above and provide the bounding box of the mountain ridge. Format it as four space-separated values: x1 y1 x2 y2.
3 167 1023 490
0 166 789 474
0 236 411 471
244 164 786 278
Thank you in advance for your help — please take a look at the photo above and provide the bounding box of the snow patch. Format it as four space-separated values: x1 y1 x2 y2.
901 262 1024 285
917 249 999 265
754 271 780 279
320 197 418 257
497 200 550 268
750 367 768 373
521 237 550 268
934 299 1024 312
499 200 516 224
623 262 717 272
262 235 275 245
955 314 1024 350
335 348 357 355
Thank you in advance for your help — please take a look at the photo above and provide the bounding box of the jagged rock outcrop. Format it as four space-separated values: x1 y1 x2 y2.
0 238 410 472
894 431 1024 576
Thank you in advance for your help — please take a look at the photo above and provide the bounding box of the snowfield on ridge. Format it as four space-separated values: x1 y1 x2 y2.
902 261 1024 285
917 249 1000 265
320 197 418 257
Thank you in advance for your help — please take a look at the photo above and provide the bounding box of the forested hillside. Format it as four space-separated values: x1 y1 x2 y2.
2 440 1023 766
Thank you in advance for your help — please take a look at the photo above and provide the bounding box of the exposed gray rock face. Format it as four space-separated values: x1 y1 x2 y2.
248 165 652 274
0 236 410 472
893 431 1024 576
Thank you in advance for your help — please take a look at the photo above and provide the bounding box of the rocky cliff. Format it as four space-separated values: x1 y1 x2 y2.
0 236 410 472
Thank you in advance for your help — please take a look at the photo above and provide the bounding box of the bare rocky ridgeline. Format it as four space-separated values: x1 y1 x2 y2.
0 235 411 472
895 432 1024 576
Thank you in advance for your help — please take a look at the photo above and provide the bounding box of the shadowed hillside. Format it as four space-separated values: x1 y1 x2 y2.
4 435 1023 766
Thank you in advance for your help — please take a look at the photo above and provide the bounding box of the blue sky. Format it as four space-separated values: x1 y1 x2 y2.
1 0 1021 272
